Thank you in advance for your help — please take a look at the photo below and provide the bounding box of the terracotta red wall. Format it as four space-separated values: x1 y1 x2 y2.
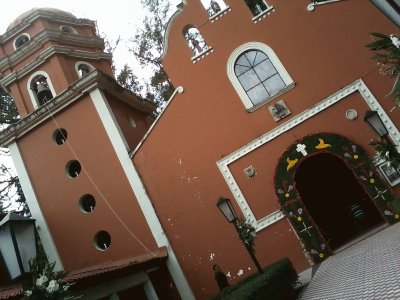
17 95 158 271
134 1 400 298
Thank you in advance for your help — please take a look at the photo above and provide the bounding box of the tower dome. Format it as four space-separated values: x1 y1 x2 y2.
7 7 77 32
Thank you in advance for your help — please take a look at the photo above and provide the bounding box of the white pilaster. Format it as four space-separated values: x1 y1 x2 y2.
8 142 63 270
89 89 195 300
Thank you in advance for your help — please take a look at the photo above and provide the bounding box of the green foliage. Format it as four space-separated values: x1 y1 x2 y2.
236 218 256 252
275 133 400 263
116 64 143 95
130 0 175 106
0 87 19 126
366 33 400 110
370 138 400 169
22 256 77 300
211 258 299 300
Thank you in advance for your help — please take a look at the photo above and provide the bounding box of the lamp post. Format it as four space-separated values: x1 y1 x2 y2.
364 110 391 143
217 197 263 273
0 213 37 280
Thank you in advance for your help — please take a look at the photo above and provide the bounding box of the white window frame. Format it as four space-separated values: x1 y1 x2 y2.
13 33 31 50
75 61 95 78
227 42 294 111
27 71 57 109
371 0 400 27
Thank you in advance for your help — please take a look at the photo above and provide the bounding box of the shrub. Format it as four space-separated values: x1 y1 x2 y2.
211 258 299 300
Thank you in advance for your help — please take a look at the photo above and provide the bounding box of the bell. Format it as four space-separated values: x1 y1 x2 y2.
36 83 53 104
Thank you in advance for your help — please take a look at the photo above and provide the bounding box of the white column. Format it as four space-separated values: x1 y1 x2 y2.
144 280 159 300
90 89 195 300
8 142 63 270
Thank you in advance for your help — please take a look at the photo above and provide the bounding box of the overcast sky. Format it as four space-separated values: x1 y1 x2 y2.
0 0 182 74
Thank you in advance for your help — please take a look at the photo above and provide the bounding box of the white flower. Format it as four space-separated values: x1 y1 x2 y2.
46 280 59 294
36 275 48 288
390 34 400 49
24 290 32 296
385 151 390 157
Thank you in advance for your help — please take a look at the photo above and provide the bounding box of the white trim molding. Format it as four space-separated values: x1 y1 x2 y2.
8 142 63 270
307 0 344 12
13 33 31 50
217 79 400 232
227 41 295 112
89 88 195 300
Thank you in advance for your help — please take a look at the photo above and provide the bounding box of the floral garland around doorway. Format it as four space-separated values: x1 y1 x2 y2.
274 133 400 264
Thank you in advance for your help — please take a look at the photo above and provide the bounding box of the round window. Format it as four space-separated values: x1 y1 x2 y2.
79 194 96 213
94 231 111 251
65 160 81 178
53 128 67 145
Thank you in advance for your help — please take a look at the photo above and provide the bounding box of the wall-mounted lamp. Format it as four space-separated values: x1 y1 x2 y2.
364 110 390 143
0 213 37 280
216 197 263 273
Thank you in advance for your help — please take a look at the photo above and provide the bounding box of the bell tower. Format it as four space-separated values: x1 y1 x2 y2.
0 8 160 272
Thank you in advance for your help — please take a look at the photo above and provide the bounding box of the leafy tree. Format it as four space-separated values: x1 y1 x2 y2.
116 64 143 95
0 86 19 125
0 87 28 214
129 0 175 107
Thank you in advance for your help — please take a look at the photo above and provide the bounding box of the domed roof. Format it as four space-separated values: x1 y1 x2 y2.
7 8 76 32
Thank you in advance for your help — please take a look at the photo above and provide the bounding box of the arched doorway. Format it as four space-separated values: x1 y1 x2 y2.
294 153 385 250
275 133 399 263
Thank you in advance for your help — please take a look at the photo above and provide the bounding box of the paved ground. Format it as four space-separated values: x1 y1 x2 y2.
299 223 400 300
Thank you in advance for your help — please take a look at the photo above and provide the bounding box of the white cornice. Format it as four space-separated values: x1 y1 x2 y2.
1 45 112 87
0 28 105 73
0 9 95 43
159 8 184 62
307 0 344 12
217 79 400 232
0 70 155 147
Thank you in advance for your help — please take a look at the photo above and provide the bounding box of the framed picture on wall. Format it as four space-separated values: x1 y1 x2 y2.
378 161 400 187
268 100 291 122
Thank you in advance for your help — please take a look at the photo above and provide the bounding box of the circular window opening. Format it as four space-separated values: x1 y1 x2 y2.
65 160 81 178
14 34 30 49
94 231 111 251
79 194 96 213
53 128 68 145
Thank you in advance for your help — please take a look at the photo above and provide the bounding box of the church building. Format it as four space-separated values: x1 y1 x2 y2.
0 1 399 299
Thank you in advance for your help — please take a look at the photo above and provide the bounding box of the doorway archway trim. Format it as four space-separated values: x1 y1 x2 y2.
275 133 399 263
217 79 400 233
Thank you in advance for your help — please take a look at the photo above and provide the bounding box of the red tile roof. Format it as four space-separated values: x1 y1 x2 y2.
0 247 168 299
0 285 21 300
65 246 168 281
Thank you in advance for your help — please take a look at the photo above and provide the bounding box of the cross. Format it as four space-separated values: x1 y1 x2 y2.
373 186 388 201
296 143 308 156
300 222 313 237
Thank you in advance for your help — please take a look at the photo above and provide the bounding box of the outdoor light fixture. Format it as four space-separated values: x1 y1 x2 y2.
0 213 37 280
216 197 263 273
364 110 389 140
216 197 238 223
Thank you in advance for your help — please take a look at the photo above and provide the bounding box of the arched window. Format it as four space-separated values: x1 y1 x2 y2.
183 25 209 57
14 33 30 50
245 0 272 16
27 71 56 108
200 0 227 16
227 42 294 111
75 62 94 78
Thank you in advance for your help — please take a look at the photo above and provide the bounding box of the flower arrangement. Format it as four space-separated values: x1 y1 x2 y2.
366 32 400 110
369 139 400 169
236 218 257 252
22 257 78 300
